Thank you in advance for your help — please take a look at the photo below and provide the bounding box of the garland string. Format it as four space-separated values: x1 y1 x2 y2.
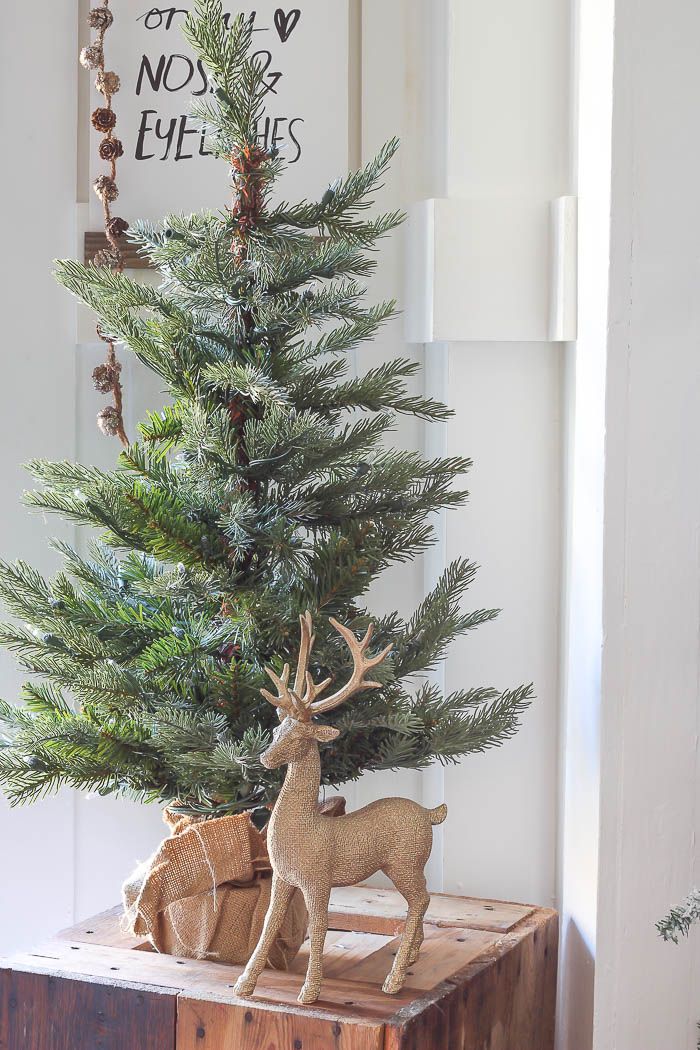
80 1 129 446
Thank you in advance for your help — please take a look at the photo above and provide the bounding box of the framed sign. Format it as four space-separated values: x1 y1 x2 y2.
89 3 350 227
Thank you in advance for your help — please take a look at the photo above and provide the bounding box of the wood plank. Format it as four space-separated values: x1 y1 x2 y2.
54 884 532 956
176 996 383 1050
384 908 558 1050
57 905 149 950
329 885 533 934
7 940 411 1024
0 966 176 1050
338 926 499 992
84 232 151 269
292 926 500 994
290 931 392 979
7 895 557 1049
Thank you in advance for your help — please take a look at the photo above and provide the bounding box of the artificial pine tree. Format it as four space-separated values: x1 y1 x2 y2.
0 0 531 821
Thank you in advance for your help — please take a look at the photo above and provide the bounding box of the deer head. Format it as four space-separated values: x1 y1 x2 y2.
259 612 392 770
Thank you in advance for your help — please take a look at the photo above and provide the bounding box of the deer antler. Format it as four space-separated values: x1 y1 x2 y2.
308 617 393 715
260 661 300 719
261 612 332 721
261 613 392 721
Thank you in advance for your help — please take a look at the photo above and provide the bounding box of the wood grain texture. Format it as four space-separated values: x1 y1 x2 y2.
57 905 149 950
55 886 533 950
328 885 534 934
7 940 412 1023
177 996 383 1050
292 926 497 993
383 909 558 1050
7 890 557 1049
0 966 175 1050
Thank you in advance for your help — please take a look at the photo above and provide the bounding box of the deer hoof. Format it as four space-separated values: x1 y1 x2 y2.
233 974 257 997
298 981 321 1004
382 973 405 995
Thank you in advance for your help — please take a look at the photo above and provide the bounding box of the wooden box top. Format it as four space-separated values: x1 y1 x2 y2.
3 885 557 1049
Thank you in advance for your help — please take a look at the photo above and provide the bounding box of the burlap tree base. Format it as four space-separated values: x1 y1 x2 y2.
122 808 308 967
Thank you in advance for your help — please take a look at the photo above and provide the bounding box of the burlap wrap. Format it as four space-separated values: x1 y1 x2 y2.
122 808 307 967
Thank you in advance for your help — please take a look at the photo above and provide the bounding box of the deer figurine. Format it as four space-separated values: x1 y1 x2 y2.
234 612 447 1005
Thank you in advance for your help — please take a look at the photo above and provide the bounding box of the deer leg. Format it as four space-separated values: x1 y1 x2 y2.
297 885 331 1004
406 920 425 966
234 874 295 997
382 871 430 995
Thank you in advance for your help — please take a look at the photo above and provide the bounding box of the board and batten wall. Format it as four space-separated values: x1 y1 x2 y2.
1 0 564 980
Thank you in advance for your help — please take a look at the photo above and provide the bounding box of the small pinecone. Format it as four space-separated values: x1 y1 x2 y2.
98 136 123 161
96 70 120 96
92 362 121 393
92 247 122 268
106 216 129 238
93 174 118 202
87 7 113 30
91 107 116 132
97 405 121 437
79 44 103 70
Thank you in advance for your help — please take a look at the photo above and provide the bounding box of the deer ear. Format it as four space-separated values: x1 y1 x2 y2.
311 724 340 743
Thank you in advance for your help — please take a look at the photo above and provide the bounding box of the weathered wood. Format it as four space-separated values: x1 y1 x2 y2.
57 904 148 950
0 966 175 1050
4 887 557 1049
84 232 151 269
57 884 532 945
293 926 498 993
383 908 558 1050
176 996 384 1050
7 939 414 1023
328 884 534 934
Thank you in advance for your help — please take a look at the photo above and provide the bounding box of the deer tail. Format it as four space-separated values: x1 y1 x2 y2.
427 803 448 825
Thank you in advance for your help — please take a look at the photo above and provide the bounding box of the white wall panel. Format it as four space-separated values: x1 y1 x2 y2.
414 0 570 910
0 0 79 954
440 343 561 906
594 0 700 1045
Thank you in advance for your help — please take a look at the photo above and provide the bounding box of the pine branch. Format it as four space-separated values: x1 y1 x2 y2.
657 890 700 944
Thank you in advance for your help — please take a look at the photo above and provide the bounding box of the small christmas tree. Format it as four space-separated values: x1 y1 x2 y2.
0 0 531 819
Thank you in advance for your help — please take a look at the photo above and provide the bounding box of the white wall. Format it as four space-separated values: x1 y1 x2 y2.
556 0 614 1043
432 0 570 908
593 0 700 1046
0 0 78 953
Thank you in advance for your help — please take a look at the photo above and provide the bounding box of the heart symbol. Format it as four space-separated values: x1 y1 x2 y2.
274 8 301 43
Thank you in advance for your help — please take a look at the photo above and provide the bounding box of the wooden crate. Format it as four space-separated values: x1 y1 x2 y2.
0 886 557 1049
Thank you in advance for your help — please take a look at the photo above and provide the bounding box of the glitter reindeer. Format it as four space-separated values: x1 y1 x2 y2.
234 612 448 1005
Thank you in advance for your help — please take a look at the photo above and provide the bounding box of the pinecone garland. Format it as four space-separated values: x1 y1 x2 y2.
93 175 118 202
98 137 123 161
91 107 117 133
87 7 113 30
97 405 121 436
96 70 121 96
106 216 129 238
79 44 103 70
92 362 121 393
92 247 122 268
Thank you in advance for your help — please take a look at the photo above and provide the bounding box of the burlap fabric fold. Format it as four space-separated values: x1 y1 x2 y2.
122 808 307 966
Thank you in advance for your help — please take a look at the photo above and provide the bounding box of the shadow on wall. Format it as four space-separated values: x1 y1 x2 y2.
557 918 594 1050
